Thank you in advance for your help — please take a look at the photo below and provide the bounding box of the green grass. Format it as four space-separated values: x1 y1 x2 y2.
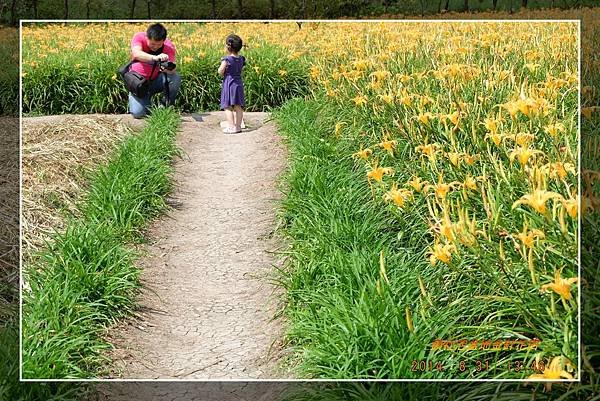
1 325 87 400
21 107 180 379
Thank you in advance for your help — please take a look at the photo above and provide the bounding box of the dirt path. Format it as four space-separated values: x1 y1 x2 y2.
106 111 289 380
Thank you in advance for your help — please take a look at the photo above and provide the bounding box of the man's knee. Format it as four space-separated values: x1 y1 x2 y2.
131 110 147 119
129 97 148 118
168 73 182 94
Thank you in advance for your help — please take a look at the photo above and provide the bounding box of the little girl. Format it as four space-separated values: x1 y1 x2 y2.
218 34 246 134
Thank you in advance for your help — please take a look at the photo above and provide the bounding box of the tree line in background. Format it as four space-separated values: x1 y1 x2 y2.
0 0 594 23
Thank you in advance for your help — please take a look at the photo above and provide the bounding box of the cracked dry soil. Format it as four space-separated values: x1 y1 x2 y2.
105 111 290 382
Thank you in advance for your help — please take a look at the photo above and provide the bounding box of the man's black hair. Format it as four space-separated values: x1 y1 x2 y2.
147 23 167 41
225 34 243 53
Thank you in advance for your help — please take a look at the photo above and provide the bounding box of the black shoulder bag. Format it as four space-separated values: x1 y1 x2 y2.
118 60 159 98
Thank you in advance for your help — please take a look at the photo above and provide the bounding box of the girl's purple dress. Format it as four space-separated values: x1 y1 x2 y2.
220 55 246 110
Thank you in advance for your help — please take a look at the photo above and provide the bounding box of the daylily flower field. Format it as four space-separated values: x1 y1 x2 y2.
21 21 585 380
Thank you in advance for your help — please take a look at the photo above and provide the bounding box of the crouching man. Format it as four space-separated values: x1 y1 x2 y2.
128 23 181 118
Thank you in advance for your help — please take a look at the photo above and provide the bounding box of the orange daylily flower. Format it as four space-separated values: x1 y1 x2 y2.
352 145 372 161
408 176 425 192
378 136 398 156
429 241 456 265
367 160 394 183
353 95 368 107
383 182 413 208
528 356 574 392
516 223 545 248
512 189 563 215
541 270 578 301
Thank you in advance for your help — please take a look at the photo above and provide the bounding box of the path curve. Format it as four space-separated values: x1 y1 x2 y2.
106 111 288 380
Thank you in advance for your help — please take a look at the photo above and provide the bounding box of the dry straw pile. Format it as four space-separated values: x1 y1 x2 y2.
21 116 134 258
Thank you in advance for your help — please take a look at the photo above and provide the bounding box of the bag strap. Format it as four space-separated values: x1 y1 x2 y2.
127 59 159 80
148 60 159 80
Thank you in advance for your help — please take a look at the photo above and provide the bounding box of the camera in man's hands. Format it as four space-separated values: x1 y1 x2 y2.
159 61 176 71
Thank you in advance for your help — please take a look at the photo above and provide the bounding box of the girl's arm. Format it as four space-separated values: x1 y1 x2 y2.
218 60 228 77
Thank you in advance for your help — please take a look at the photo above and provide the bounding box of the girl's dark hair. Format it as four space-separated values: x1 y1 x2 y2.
225 34 243 53
147 23 167 41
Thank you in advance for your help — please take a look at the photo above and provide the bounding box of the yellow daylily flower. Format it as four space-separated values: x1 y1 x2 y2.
512 189 564 215
309 65 320 80
463 175 478 191
378 94 394 104
502 101 520 119
352 59 369 71
509 146 542 166
424 174 461 199
417 112 434 125
483 117 500 133
561 196 578 219
541 270 578 301
463 153 478 166
420 96 434 107
436 212 455 241
544 123 565 137
440 111 460 126
543 162 575 180
415 143 441 162
515 98 534 117
353 95 368 107
352 145 372 161
367 160 394 183
516 224 545 248
524 63 539 73
515 132 534 146
396 74 411 84
486 132 503 146
528 356 574 392
334 121 346 137
370 70 390 81
434 182 453 199
408 176 425 192
447 152 460 167
429 241 456 265
378 137 398 156
399 93 413 107
383 182 413 208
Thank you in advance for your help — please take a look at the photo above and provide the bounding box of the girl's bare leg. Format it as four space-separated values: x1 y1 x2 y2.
224 107 235 129
234 105 243 132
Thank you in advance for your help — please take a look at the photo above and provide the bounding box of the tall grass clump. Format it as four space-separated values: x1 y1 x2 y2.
275 98 431 378
22 108 180 379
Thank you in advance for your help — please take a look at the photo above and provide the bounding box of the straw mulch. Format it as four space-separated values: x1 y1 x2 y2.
22 115 135 260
